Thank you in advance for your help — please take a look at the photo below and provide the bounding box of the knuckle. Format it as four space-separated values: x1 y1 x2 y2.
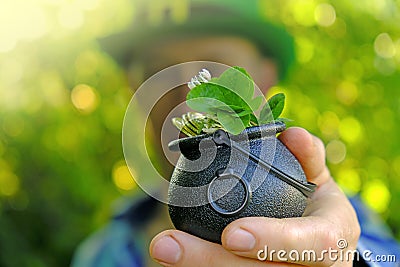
279 219 298 250
313 221 341 251
312 134 324 148
325 230 341 251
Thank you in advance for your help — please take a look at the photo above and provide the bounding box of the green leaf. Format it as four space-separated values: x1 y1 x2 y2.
214 105 247 113
249 113 258 125
212 66 259 109
216 111 249 135
259 103 273 124
187 82 252 113
236 109 254 117
232 66 252 79
259 93 286 124
186 97 224 114
249 95 263 111
239 114 251 129
276 117 293 123
269 93 285 119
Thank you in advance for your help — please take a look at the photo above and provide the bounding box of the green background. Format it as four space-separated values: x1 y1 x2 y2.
0 0 399 266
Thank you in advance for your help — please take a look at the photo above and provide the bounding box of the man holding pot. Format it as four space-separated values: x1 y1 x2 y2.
72 0 400 266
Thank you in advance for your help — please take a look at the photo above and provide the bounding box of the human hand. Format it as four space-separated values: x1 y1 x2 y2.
150 127 360 266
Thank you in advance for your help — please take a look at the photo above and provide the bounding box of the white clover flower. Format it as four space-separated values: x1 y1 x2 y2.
199 69 211 81
187 68 212 89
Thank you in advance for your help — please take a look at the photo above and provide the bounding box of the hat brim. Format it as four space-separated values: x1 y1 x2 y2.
99 12 295 80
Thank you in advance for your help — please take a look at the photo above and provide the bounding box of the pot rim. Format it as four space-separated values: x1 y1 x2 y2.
168 121 286 151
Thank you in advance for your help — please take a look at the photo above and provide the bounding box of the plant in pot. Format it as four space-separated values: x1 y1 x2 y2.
168 67 316 243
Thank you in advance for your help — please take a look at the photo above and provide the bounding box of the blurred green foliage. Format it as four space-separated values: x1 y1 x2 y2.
0 0 399 266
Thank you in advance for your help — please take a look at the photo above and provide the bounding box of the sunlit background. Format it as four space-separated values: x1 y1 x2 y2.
0 0 399 266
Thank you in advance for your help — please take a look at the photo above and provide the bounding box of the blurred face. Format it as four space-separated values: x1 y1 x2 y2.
135 36 280 172
141 36 279 91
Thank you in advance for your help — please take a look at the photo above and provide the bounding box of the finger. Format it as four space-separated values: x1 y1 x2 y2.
222 179 360 266
150 230 296 267
278 127 330 186
223 217 355 266
222 216 338 266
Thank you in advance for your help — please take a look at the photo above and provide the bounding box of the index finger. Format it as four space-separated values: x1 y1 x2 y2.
278 127 330 186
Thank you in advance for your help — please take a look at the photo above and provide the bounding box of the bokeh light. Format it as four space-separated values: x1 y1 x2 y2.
71 84 99 114
374 33 396 59
318 111 340 139
290 0 316 27
361 179 391 213
0 169 20 197
314 3 336 27
338 117 363 143
374 56 397 75
112 161 137 191
326 139 346 164
0 1 48 52
336 80 359 105
336 168 361 196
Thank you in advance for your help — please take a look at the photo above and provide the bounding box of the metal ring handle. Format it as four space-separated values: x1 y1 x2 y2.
207 171 251 216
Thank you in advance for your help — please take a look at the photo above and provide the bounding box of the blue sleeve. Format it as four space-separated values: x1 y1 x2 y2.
349 196 400 267
71 221 145 267
71 195 160 267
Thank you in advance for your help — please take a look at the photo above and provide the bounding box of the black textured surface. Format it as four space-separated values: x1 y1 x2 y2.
168 123 308 243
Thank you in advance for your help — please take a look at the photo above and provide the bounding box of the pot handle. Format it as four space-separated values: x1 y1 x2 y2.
212 130 317 198
207 169 251 216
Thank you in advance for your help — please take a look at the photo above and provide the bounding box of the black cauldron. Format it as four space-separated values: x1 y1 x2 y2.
167 122 316 243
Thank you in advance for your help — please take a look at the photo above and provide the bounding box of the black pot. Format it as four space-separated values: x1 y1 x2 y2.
167 122 315 243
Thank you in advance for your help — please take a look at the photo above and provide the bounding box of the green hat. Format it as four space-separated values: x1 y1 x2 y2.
100 0 295 80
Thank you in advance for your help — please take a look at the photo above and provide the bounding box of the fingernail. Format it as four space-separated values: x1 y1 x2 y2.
225 228 256 251
151 235 181 265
